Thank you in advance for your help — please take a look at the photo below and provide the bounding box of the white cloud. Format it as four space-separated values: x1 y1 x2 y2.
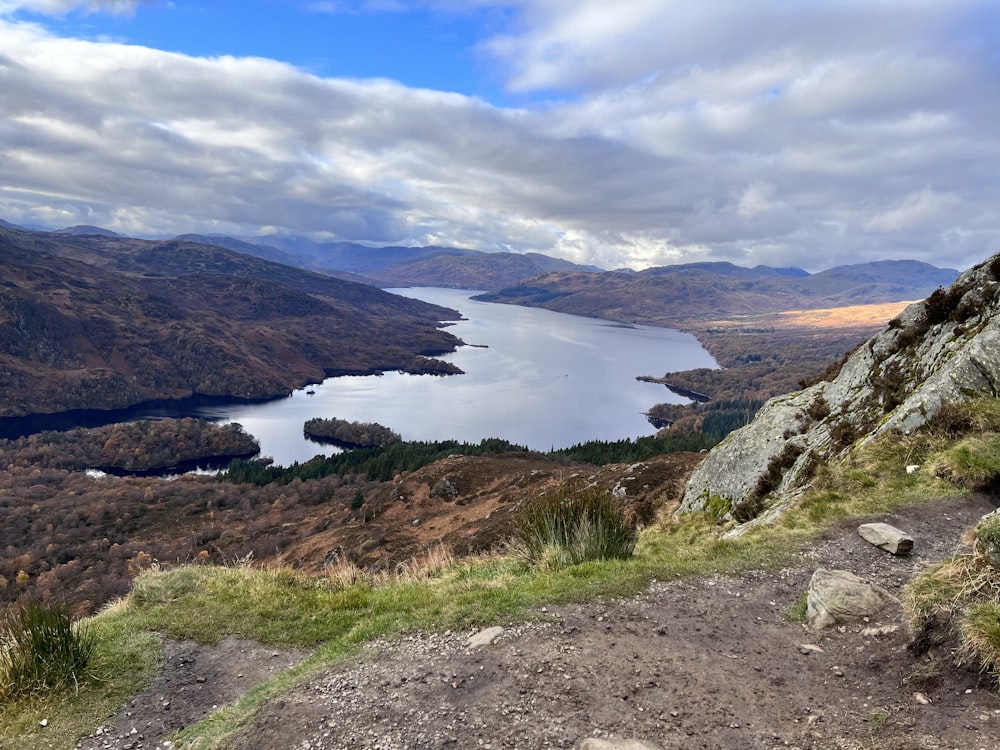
866 187 961 232
0 0 142 15
1 1 999 272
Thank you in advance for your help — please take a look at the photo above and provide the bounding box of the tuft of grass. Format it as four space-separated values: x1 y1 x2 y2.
513 487 638 569
904 517 1000 683
928 433 1000 490
961 600 1000 682
0 599 95 702
782 593 809 624
867 707 892 732
978 514 1000 550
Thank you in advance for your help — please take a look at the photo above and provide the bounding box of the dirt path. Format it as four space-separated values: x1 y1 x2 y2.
80 495 1000 750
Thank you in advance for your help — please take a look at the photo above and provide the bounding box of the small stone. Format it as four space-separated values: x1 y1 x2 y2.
861 624 899 637
906 464 920 474
799 643 824 655
858 522 914 556
39 719 48 728
580 740 662 750
914 692 931 705
466 626 504 649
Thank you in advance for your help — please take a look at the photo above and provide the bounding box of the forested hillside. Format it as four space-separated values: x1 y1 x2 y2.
0 228 462 417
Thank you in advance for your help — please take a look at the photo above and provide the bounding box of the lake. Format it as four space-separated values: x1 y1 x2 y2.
192 288 717 465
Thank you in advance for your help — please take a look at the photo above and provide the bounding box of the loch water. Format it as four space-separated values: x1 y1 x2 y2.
191 288 718 465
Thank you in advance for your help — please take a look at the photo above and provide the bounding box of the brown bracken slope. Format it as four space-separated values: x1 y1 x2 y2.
0 228 462 417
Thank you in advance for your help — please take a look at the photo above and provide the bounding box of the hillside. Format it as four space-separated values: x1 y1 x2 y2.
477 260 958 325
364 250 597 290
179 232 600 290
0 227 462 417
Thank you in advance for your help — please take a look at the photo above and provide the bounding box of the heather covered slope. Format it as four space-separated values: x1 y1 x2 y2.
0 227 461 417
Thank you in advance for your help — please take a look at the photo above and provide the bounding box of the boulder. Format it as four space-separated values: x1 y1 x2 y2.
858 522 914 556
806 568 899 630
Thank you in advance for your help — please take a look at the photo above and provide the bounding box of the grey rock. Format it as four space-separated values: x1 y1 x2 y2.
806 568 899 630
580 740 662 750
858 522 914 555
430 476 458 499
466 626 504 649
680 253 1000 524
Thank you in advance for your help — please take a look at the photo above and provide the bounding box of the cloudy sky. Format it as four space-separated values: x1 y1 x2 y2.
1 1 998 271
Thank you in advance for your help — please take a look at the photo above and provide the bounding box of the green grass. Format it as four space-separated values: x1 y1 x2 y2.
903 514 1000 686
929 433 1000 489
8 398 1000 750
0 600 95 701
513 487 638 568
0 601 159 750
961 600 1000 680
978 514 1000 549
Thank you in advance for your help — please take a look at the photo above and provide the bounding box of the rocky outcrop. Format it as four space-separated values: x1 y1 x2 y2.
680 252 1000 523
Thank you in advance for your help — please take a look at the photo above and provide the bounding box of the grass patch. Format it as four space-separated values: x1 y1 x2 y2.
867 707 892 732
513 487 638 569
929 433 1000 490
0 600 160 750
961 600 1000 679
0 600 95 701
904 514 1000 684
782 593 809 624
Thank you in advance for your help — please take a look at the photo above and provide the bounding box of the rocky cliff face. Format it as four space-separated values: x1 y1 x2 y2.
680 252 1000 523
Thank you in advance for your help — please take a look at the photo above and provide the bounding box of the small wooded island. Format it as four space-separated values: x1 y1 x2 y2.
303 417 401 449
0 417 259 475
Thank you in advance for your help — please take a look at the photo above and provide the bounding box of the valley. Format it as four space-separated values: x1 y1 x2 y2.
2 223 997 750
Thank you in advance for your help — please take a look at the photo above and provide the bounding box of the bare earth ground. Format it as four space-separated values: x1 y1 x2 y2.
78 494 1000 750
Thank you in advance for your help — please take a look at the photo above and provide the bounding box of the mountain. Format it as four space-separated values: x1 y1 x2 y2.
249 234 477 275
364 250 597 290
180 232 600 291
0 227 462 418
680 252 1000 522
174 233 306 267
55 224 123 237
477 260 960 325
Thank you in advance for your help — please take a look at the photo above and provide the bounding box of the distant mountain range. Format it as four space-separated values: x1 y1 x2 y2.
5 222 958 316
0 220 963 418
0 226 461 418
476 260 960 325
177 232 602 290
